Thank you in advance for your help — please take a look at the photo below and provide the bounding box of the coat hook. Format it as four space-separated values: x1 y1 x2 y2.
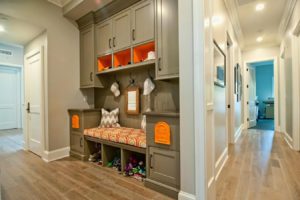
129 72 135 86
148 69 153 80
114 74 120 84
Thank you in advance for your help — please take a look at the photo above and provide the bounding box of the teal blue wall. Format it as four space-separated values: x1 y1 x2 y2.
252 62 274 118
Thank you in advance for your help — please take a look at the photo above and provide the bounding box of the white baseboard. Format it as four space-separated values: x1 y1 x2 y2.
283 131 293 149
42 146 70 162
275 126 281 133
234 125 243 143
207 176 216 200
215 147 228 181
178 191 196 200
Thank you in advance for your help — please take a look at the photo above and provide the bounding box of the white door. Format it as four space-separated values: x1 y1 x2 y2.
25 49 43 156
0 66 20 130
248 67 257 128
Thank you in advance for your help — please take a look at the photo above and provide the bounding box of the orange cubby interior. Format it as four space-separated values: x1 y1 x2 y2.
133 41 155 64
98 55 112 71
113 49 131 68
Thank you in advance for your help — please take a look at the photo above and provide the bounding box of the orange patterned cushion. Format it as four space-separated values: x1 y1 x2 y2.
84 127 146 148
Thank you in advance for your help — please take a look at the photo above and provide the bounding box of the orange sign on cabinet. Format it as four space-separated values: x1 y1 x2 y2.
154 121 171 145
72 115 80 129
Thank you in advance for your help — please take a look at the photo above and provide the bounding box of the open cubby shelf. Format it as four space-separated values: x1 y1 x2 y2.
114 48 131 68
85 136 146 177
97 41 155 75
98 54 112 72
133 41 155 64
96 59 155 75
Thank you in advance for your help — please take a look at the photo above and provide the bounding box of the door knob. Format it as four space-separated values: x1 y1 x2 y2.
26 102 30 113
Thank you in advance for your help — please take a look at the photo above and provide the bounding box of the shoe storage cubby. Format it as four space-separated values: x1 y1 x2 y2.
133 41 155 64
113 48 131 68
85 137 147 179
102 144 121 169
121 149 146 171
98 54 112 72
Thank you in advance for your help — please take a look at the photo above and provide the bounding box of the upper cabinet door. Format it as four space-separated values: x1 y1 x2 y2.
112 10 131 51
96 20 113 56
156 0 179 79
80 25 95 87
131 0 154 45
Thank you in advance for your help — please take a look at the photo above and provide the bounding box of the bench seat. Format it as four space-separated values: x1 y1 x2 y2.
84 127 146 149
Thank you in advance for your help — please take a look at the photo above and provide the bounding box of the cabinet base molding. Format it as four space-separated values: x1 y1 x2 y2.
144 178 179 199
70 150 88 161
43 147 70 162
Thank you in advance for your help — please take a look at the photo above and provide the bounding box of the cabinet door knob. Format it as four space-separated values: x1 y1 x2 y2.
132 29 135 41
26 102 30 113
80 137 83 147
113 37 116 47
150 154 154 169
90 72 93 82
158 57 162 71
109 38 112 48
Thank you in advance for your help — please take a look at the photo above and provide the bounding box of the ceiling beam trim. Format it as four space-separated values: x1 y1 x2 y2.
48 0 72 8
278 0 297 39
223 0 245 47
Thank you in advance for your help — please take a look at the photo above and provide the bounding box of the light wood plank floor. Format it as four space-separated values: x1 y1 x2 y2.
216 129 300 200
0 129 172 200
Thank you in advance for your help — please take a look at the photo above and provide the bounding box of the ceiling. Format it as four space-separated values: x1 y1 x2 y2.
0 14 44 46
233 0 287 49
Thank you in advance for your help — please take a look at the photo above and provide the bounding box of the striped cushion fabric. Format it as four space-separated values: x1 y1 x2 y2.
99 108 120 128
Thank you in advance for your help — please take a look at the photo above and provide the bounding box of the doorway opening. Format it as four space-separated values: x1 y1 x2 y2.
245 59 275 131
0 64 23 151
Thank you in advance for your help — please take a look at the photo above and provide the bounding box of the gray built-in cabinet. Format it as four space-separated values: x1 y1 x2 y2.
95 20 112 56
80 25 95 87
79 14 104 88
112 10 131 51
145 112 180 198
96 10 131 56
155 0 179 80
132 0 155 45
77 0 179 88
68 109 101 160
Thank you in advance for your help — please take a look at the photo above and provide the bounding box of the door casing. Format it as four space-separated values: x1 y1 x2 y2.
243 57 279 130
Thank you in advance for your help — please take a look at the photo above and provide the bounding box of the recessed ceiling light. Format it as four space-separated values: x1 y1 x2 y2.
256 3 265 11
0 25 5 32
256 36 263 42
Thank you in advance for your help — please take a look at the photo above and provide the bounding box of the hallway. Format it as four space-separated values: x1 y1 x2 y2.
216 129 300 200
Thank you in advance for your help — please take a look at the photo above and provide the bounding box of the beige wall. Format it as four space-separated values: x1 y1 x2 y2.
0 43 24 67
204 0 244 198
280 0 300 145
242 46 280 62
0 0 92 151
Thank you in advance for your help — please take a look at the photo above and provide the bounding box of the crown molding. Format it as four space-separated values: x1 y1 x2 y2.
278 0 297 39
223 0 244 47
48 0 72 8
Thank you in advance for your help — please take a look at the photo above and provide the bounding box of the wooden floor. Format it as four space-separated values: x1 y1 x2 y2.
216 129 300 200
0 129 172 200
